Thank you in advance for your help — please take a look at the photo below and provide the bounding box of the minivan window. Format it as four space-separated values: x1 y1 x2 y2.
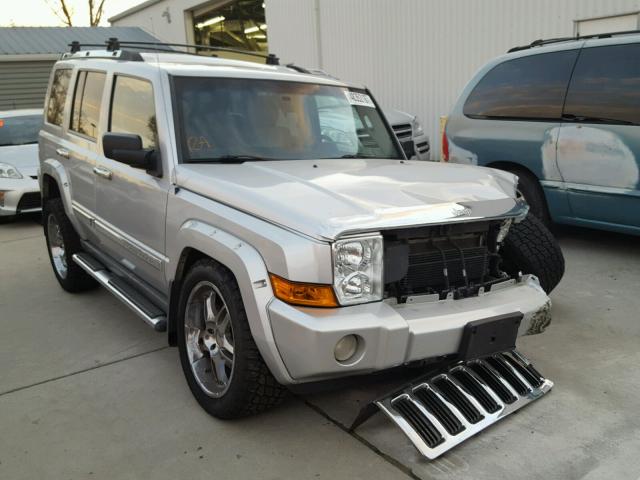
46 69 72 126
0 115 43 147
563 44 640 125
463 50 578 120
109 76 157 149
70 71 106 140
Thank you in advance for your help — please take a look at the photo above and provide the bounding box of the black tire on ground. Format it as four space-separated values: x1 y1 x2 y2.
501 214 565 294
511 168 550 226
43 198 97 292
177 259 286 418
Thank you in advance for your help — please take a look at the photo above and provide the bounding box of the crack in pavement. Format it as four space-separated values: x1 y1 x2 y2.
0 345 169 397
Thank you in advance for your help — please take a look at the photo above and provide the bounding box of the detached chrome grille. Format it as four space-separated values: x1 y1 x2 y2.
373 351 553 460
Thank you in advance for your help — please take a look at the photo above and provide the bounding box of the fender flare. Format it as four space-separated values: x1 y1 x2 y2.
169 219 295 385
40 159 83 232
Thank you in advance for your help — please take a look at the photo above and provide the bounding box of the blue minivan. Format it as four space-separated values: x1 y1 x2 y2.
445 32 640 235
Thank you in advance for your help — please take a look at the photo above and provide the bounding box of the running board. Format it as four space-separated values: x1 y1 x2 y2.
351 350 552 460
72 253 167 332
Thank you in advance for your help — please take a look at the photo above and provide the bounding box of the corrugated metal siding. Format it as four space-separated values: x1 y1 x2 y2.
0 61 54 110
266 0 640 159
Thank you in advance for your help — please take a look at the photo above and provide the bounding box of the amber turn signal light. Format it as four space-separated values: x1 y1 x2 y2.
269 273 338 308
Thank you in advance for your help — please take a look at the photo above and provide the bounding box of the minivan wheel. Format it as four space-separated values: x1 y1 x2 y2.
501 214 565 294
43 198 97 292
177 259 286 418
511 168 550 226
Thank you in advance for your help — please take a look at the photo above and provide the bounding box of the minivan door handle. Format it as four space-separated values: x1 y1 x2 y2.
55 148 70 158
93 166 113 180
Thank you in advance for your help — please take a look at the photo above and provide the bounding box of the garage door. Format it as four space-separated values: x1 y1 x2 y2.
0 60 55 110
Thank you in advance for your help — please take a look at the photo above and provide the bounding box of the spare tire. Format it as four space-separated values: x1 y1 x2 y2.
500 214 565 294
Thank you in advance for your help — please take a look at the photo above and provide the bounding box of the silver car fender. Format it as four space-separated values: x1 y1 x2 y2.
169 219 294 385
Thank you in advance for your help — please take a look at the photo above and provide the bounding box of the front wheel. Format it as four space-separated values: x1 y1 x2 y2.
501 214 565 294
177 259 286 418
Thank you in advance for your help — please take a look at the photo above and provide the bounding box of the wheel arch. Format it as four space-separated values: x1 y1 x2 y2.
166 220 294 384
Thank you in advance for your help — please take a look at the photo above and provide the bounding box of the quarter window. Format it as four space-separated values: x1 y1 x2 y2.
70 71 106 140
563 44 640 125
46 69 72 126
463 50 578 120
109 76 157 149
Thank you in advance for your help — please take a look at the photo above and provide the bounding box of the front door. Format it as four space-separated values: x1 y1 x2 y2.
94 74 169 290
556 42 640 230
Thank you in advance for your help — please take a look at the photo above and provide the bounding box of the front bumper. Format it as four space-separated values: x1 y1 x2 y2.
268 275 550 382
412 133 430 161
0 177 40 216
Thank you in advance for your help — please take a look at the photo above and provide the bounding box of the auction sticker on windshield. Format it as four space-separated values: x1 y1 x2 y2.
345 90 375 108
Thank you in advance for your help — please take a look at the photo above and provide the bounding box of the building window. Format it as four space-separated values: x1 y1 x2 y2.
193 0 267 60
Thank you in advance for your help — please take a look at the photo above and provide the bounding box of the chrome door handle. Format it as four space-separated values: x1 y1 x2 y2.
93 166 113 180
55 148 70 158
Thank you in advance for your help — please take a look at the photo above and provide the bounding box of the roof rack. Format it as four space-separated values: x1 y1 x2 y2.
66 38 280 65
507 28 640 53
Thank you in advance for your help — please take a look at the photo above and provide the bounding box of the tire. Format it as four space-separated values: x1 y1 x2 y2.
177 259 286 418
511 168 550 226
500 214 565 294
43 198 97 292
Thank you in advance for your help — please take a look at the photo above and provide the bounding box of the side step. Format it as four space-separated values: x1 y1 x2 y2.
73 253 167 332
351 350 552 460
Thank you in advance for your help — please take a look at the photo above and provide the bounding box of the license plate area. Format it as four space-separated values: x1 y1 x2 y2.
458 313 522 361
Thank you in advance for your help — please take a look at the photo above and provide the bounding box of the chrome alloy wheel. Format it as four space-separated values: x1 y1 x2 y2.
47 214 67 279
184 281 235 397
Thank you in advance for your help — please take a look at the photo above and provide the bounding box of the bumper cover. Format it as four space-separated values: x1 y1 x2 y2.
268 275 550 382
0 178 40 216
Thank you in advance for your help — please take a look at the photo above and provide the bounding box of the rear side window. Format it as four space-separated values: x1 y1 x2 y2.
109 76 158 149
70 71 106 140
563 44 640 125
463 50 578 120
46 69 72 126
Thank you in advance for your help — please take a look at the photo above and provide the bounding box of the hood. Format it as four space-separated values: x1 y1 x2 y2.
176 159 523 241
0 144 39 177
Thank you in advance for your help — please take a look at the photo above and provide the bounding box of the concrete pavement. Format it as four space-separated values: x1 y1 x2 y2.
1 216 639 479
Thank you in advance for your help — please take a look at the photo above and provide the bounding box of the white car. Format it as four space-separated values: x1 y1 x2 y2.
0 109 43 219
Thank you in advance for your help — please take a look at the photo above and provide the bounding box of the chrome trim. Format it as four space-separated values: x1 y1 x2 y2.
71 202 167 270
541 180 640 198
73 253 166 331
55 148 70 158
375 350 553 460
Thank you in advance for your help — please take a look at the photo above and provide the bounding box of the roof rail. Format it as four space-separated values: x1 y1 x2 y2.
507 28 640 53
66 38 280 65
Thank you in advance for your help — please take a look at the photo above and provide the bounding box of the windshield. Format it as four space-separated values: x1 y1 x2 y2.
172 77 402 162
0 114 42 147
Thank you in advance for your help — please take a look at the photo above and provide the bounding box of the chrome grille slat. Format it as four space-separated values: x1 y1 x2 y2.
374 350 553 460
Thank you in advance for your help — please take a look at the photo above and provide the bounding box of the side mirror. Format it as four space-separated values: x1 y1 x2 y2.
102 133 162 177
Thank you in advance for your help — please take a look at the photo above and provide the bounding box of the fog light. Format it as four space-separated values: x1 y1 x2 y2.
334 334 358 362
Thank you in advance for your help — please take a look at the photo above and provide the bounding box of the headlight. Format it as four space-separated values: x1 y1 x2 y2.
0 162 22 179
332 235 383 305
411 116 424 137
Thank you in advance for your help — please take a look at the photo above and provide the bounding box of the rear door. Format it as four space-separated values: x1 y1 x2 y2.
556 42 640 230
64 69 106 241
93 74 169 290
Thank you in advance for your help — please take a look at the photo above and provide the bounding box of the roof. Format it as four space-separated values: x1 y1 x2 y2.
109 0 164 23
0 27 162 56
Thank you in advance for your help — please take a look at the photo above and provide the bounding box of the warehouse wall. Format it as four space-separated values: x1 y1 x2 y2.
266 0 640 159
0 60 55 110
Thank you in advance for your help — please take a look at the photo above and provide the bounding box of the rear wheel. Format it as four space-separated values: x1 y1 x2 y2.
501 214 565 294
177 259 286 418
43 198 97 292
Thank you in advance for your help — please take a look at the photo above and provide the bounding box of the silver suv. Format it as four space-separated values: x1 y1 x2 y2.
39 45 563 449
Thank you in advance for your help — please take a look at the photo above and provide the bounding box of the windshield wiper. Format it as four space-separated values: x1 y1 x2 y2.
194 155 272 164
562 113 637 126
